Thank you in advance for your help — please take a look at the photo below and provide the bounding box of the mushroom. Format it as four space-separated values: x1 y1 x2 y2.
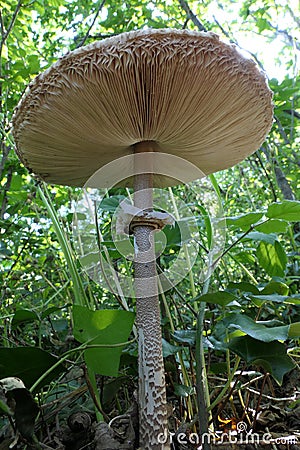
12 28 273 450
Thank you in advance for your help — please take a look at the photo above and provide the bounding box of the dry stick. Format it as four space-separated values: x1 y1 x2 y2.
252 372 269 431
133 141 169 450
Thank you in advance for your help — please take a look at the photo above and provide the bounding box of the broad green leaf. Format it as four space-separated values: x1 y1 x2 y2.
286 296 300 305
250 294 289 304
41 305 71 319
79 252 100 266
99 195 125 212
245 232 276 244
288 322 300 338
227 282 260 295
73 306 135 377
0 347 64 390
209 362 227 375
228 336 295 384
11 309 39 329
196 291 239 307
226 212 263 228
163 223 181 247
261 281 289 296
257 241 287 277
173 330 196 345
225 313 289 342
162 338 180 357
255 219 288 234
266 201 300 222
233 251 256 265
27 54 40 73
173 383 194 397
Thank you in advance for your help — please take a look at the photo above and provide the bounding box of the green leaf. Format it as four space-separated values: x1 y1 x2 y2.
226 212 263 228
99 195 125 212
27 55 40 73
255 219 288 234
245 232 276 244
261 281 289 296
228 336 295 384
256 17 269 33
162 338 180 357
209 362 227 375
101 241 123 259
41 304 71 319
11 309 39 329
225 313 289 342
172 330 196 345
227 282 260 295
173 383 194 397
196 291 239 307
233 251 256 265
73 306 135 377
285 295 300 305
288 322 300 339
250 294 289 304
163 223 181 247
0 347 64 390
257 241 287 277
266 201 300 222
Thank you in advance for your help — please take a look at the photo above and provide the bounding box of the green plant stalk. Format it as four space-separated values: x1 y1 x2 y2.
93 202 132 312
87 366 104 422
42 279 70 307
159 280 194 419
168 187 197 300
168 187 213 440
29 338 136 393
38 184 90 307
159 280 175 334
228 253 258 284
195 277 211 450
208 356 241 411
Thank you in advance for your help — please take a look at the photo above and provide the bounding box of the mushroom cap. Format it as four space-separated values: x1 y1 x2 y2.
12 28 273 187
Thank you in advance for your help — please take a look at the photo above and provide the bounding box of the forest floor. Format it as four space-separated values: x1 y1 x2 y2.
0 367 299 450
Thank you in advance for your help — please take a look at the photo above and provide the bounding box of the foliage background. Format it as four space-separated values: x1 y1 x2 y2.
0 0 299 447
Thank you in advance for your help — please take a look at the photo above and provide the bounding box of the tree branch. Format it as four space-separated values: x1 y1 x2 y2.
76 0 106 48
254 15 300 51
178 0 207 32
0 164 12 219
0 0 22 53
212 15 265 71
0 142 10 180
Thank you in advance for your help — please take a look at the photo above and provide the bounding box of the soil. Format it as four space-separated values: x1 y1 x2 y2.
0 368 299 450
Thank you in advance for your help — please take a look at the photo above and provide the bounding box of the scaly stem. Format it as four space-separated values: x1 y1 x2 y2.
133 141 169 450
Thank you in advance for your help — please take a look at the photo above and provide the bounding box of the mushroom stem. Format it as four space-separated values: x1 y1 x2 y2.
133 141 169 450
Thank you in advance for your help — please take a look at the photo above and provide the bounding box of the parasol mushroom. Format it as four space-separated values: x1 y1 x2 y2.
12 29 273 450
